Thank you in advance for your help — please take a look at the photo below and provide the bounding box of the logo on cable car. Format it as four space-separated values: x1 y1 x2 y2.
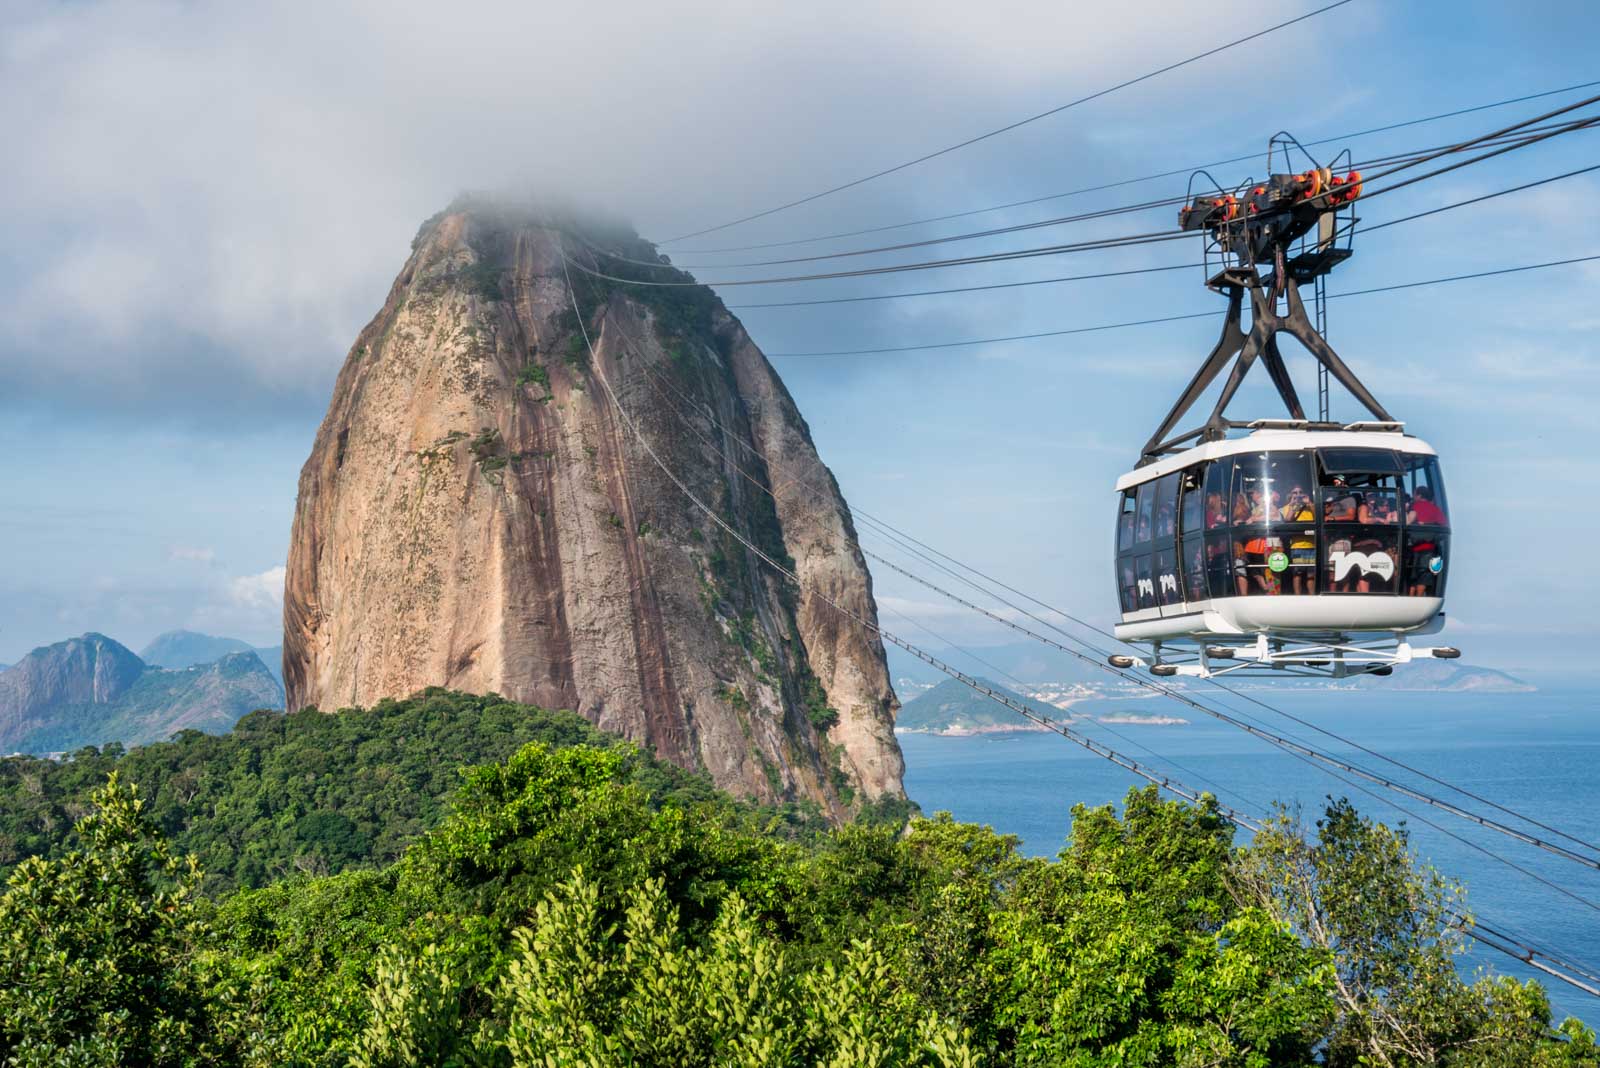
1329 550 1395 582
1428 555 1444 575
1159 573 1179 597
1267 551 1289 573
1137 578 1154 599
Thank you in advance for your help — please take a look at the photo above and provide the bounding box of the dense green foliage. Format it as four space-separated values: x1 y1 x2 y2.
0 690 729 893
0 690 1593 1065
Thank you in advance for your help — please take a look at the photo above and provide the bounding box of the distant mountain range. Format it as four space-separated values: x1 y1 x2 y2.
140 629 284 688
0 632 283 754
897 677 1059 735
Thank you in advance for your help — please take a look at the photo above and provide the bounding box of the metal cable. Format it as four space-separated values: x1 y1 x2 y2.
659 0 1357 244
761 251 1600 356
558 243 1600 998
668 78 1600 255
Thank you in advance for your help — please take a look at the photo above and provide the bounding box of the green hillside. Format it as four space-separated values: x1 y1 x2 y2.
0 689 1590 1064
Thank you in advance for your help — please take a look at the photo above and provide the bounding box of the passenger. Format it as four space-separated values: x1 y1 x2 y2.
1408 484 1447 525
1324 476 1359 521
1232 490 1252 526
1206 492 1228 528
1280 485 1316 594
1155 500 1176 539
1361 492 1397 525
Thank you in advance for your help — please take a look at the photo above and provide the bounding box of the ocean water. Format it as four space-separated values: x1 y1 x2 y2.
898 689 1600 1024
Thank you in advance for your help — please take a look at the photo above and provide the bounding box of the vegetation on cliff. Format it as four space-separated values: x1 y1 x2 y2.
0 690 1591 1065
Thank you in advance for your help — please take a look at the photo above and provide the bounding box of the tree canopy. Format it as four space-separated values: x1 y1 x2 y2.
0 690 1592 1066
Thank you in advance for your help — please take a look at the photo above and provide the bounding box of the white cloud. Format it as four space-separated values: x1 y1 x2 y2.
229 566 286 612
0 0 1358 418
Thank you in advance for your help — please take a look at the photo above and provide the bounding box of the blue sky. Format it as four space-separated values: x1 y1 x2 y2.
3 0 1597 679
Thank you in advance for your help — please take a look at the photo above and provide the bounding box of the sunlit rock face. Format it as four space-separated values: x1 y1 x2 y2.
284 201 904 816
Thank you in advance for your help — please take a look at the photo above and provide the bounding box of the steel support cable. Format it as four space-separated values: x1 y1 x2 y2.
630 125 1578 274
605 194 1187 271
727 262 1197 311
609 321 1266 816
572 229 1192 289
606 290 1600 869
1364 161 1600 234
580 114 1600 293
556 244 1263 831
860 547 1600 873
669 78 1600 255
1351 109 1600 206
658 0 1357 245
1259 736 1600 965
844 497 1600 860
763 250 1600 355
565 256 1600 995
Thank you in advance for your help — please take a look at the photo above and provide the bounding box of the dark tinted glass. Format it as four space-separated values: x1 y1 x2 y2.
1204 532 1233 598
1135 481 1156 546
1403 455 1449 529
1180 465 1205 535
1135 555 1155 609
1203 457 1233 530
1154 473 1180 540
1182 536 1207 602
1155 547 1181 606
1117 490 1137 552
1403 531 1448 597
1320 447 1403 474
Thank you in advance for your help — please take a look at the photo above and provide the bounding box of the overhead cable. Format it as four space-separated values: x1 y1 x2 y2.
558 246 1600 998
668 78 1600 255
658 0 1358 244
762 251 1600 356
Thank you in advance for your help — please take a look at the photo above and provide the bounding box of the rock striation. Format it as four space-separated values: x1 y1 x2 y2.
284 201 904 814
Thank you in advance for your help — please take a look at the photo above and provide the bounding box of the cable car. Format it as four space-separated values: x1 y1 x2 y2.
1110 142 1459 679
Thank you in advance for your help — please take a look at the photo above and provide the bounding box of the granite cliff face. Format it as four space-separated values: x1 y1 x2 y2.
284 201 904 814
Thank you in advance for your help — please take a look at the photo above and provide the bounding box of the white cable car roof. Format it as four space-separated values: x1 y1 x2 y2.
1114 422 1438 492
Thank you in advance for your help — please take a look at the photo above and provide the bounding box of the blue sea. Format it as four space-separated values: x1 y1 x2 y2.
898 689 1600 1024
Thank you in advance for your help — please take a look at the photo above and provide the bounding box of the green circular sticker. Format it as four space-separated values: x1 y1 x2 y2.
1267 551 1290 573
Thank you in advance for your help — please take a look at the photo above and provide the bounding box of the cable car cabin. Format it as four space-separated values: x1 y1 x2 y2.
1111 426 1459 678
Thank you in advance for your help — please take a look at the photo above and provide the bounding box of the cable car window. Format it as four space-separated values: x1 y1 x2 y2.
1135 554 1156 610
1403 531 1448 597
1117 489 1137 552
1154 473 1180 540
1182 535 1207 603
1319 447 1403 474
1155 546 1181 606
1118 556 1138 613
1179 465 1206 536
1203 457 1233 530
1320 469 1400 524
1403 455 1449 529
1135 481 1156 546
1325 524 1400 595
1204 532 1233 598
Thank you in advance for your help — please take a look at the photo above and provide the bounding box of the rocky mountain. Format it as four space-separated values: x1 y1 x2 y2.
141 629 254 669
141 630 285 688
283 199 903 815
0 634 284 753
897 677 1056 735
